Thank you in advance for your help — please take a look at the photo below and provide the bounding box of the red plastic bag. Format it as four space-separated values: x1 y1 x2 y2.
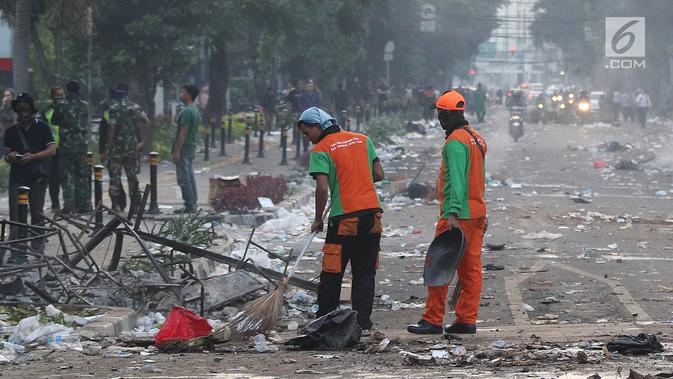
593 160 608 169
154 306 212 347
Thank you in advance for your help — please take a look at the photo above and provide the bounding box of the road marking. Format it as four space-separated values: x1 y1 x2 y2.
552 262 652 322
504 261 547 326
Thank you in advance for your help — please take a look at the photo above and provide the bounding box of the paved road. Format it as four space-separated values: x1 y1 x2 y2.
4 107 673 378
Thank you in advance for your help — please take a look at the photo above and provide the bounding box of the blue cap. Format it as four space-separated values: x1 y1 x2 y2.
298 107 337 130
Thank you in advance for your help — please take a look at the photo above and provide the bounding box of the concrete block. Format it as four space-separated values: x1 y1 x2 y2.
79 306 137 338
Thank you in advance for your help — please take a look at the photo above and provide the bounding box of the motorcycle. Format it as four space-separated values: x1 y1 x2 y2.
575 98 592 125
509 106 524 142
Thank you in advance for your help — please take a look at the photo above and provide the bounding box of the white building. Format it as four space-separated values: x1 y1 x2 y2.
474 0 561 90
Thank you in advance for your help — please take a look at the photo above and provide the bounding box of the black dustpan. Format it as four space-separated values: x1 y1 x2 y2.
423 228 466 286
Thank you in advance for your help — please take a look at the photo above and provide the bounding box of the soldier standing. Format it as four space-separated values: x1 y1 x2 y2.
101 84 149 213
42 87 65 210
52 81 91 214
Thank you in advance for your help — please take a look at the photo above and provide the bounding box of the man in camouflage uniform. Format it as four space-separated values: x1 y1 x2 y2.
52 81 91 214
102 84 149 213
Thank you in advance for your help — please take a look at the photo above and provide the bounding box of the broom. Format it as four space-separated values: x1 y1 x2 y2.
229 206 330 335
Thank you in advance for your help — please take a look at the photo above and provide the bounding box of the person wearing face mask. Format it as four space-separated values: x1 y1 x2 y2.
52 81 91 214
42 87 65 210
297 106 385 332
408 90 488 335
3 93 56 263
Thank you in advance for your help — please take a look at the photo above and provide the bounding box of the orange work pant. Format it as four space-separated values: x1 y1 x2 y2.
421 217 486 326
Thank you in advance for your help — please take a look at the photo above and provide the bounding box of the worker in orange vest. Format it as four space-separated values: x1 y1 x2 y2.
408 90 488 334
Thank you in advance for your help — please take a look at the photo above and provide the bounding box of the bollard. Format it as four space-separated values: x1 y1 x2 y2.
147 152 161 214
219 119 226 156
258 117 265 158
17 186 30 240
93 165 104 228
210 118 216 148
356 105 361 132
87 151 93 204
243 124 252 164
295 123 301 159
204 133 210 162
280 126 288 166
302 135 309 153
291 113 298 145
341 110 348 131
227 113 234 143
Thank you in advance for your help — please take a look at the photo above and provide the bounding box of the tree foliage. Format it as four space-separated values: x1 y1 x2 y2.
2 0 505 110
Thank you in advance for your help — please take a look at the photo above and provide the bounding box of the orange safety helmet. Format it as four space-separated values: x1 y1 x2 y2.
435 90 465 111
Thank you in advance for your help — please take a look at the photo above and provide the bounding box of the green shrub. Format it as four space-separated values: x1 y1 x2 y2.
0 161 9 193
151 116 176 160
364 114 405 146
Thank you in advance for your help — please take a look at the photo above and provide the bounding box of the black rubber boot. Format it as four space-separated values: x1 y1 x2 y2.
407 320 443 335
444 322 476 334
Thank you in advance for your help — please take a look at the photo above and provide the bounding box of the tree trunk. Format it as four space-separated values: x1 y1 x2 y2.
205 39 229 126
31 21 54 88
12 0 32 91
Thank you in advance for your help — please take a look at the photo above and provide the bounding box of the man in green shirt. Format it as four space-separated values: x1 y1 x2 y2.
172 84 201 213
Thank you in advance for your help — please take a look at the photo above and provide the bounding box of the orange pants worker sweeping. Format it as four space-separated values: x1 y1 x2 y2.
408 90 487 335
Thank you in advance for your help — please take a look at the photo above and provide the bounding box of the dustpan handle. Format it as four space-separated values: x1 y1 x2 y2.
286 205 330 280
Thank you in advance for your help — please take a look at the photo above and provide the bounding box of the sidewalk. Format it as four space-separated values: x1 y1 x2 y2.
0 129 307 216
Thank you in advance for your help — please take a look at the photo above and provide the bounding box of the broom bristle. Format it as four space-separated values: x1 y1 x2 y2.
229 282 289 335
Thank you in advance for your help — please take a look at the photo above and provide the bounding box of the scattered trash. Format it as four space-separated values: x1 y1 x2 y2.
483 263 504 271
431 349 450 359
285 309 361 349
287 321 299 331
407 183 430 199
576 350 588 364
366 338 391 354
606 333 664 355
604 141 630 152
541 296 560 304
485 243 506 251
451 345 466 356
615 159 640 171
593 160 608 169
154 306 212 348
522 231 563 240
522 304 535 312
401 351 437 366
493 340 506 349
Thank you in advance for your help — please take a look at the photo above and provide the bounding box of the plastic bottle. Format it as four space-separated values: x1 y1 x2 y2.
45 334 80 346
253 334 266 352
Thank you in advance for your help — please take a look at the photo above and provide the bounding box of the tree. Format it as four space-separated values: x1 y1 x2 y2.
11 0 30 91
94 0 201 116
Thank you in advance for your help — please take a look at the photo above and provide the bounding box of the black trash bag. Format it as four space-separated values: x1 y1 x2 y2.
285 309 361 349
407 182 430 199
606 333 664 355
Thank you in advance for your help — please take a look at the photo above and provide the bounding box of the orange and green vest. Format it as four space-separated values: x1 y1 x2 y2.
438 126 487 220
309 131 381 218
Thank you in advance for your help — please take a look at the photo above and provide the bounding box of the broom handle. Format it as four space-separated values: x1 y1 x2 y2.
286 205 331 280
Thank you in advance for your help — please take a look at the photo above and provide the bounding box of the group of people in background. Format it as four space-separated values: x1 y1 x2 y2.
0 81 202 263
611 89 652 128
